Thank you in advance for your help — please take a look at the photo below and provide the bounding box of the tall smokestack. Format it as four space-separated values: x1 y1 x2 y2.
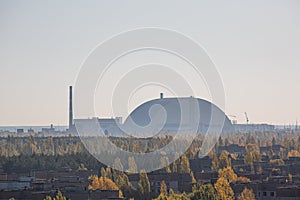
69 86 73 130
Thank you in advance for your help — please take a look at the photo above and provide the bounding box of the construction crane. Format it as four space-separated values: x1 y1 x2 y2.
244 112 249 124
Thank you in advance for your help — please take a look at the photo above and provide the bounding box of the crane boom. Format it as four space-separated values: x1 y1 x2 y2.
244 112 249 124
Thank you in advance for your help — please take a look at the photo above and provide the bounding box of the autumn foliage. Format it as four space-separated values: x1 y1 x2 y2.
88 175 122 197
238 187 255 200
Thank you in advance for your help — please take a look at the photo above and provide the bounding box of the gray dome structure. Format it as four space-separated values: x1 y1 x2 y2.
123 97 233 134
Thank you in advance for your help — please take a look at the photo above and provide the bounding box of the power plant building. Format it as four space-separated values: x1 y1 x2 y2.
69 86 234 135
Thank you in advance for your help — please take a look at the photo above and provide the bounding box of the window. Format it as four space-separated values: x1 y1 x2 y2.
270 192 275 196
263 192 267 196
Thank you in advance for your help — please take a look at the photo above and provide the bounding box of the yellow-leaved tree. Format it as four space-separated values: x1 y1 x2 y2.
88 175 123 197
238 187 255 200
214 177 234 200
218 166 238 183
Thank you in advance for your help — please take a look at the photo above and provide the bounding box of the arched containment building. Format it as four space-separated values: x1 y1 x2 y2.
122 96 233 135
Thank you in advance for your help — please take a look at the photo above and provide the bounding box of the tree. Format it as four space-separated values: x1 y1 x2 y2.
245 144 261 173
267 148 274 160
44 196 52 200
138 172 151 200
218 167 237 183
165 165 171 173
172 152 180 172
114 172 133 198
54 191 66 200
78 163 87 171
244 149 253 165
237 176 251 183
245 135 256 145
214 177 234 200
219 137 224 146
238 187 255 200
238 138 243 146
88 175 120 191
190 183 217 200
288 173 293 183
211 151 219 172
178 154 190 173
101 167 107 178
225 138 230 146
127 156 137 173
106 167 113 179
113 157 124 172
270 159 284 165
190 171 196 183
160 156 171 172
219 150 231 169
279 147 287 159
288 150 300 157
160 180 168 196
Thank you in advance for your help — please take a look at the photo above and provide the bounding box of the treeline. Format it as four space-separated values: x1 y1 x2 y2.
218 131 300 150
1 131 300 158
0 152 102 174
1 131 300 173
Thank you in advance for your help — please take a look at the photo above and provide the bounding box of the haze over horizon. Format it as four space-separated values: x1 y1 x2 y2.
0 1 300 126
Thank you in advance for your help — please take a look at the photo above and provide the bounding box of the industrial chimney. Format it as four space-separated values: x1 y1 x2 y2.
69 86 73 130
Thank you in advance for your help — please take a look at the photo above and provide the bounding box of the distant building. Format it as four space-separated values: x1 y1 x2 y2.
234 124 275 133
41 124 55 134
17 129 24 134
124 97 234 134
27 128 34 134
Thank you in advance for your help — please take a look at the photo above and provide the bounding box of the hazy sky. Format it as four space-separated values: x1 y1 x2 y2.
0 1 299 126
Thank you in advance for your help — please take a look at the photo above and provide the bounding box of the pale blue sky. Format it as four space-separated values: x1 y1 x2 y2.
0 1 299 126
